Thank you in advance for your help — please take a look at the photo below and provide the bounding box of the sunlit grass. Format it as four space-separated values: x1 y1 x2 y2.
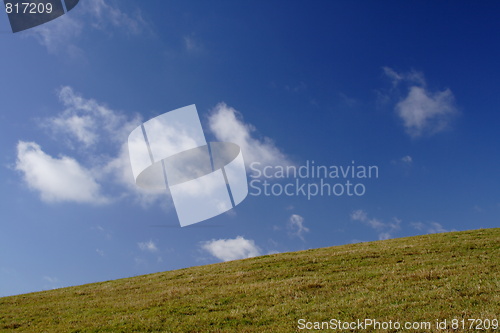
1 228 498 332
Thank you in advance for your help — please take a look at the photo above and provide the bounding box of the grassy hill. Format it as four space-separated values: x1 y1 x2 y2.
1 228 499 332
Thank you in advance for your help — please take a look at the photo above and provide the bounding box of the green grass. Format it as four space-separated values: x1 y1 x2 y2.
1 228 499 332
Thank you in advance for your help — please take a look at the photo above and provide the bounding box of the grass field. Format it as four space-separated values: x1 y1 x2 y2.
1 228 499 332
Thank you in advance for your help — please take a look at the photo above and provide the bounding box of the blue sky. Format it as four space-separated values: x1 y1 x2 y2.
1 1 499 297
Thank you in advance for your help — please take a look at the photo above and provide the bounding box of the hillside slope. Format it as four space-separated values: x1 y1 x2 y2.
1 228 499 332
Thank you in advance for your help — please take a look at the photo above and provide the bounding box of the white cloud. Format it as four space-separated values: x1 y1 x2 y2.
391 155 413 175
396 86 457 138
351 210 401 240
201 236 261 262
378 232 392 241
16 86 167 207
366 218 387 230
411 221 451 234
44 86 140 148
383 67 425 87
50 113 96 147
350 209 368 222
208 103 292 173
383 66 403 86
138 240 158 253
19 89 294 211
427 222 448 233
28 14 83 55
100 143 167 207
410 222 425 231
383 67 458 138
401 155 413 164
86 0 145 33
15 141 108 204
287 214 309 241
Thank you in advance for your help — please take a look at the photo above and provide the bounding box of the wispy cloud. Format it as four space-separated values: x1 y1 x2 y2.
138 240 158 253
411 221 451 234
44 86 140 147
43 276 59 284
201 236 261 262
27 0 148 55
42 276 62 290
28 14 83 55
183 35 203 53
391 155 413 176
208 103 293 173
351 209 401 240
383 67 458 138
383 67 425 87
85 0 146 34
287 214 309 241
15 141 108 204
350 209 368 222
401 155 413 164
338 92 359 108
92 225 112 240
